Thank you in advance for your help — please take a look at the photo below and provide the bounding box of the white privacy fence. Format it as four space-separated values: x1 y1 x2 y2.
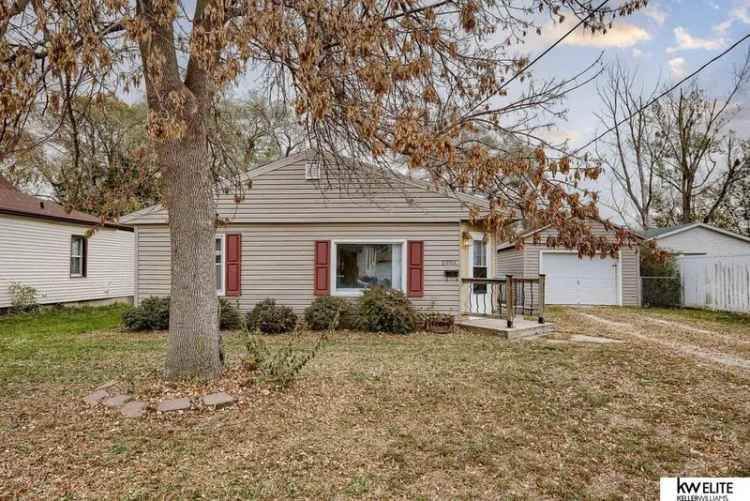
676 255 750 314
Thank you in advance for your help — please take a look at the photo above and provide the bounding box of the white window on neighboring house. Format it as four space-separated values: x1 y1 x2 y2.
305 162 320 180
215 235 225 295
332 241 405 296
70 235 87 277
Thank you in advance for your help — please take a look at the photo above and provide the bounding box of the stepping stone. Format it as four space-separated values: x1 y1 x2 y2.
570 334 624 344
157 398 191 413
201 392 236 409
83 389 110 406
121 400 147 418
102 394 132 408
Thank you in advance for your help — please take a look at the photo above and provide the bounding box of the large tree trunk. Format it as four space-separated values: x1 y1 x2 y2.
681 173 694 224
162 133 223 379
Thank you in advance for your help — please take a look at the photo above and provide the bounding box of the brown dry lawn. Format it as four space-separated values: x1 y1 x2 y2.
1 305 749 500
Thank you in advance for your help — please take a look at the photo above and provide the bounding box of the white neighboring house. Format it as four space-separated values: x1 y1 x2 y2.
0 176 135 309
644 223 750 256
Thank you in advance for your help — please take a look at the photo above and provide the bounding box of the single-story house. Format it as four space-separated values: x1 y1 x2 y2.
0 176 135 309
643 223 750 256
121 151 497 317
496 223 642 306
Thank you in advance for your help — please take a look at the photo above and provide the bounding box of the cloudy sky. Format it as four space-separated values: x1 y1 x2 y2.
509 0 750 223
523 0 750 150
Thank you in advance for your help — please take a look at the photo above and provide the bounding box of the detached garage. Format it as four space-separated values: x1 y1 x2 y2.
497 222 641 306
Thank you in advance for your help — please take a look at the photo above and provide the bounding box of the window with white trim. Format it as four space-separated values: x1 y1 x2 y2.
333 242 404 295
215 235 225 295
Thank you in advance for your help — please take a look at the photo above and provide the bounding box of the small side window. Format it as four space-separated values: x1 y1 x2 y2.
215 235 225 295
305 162 320 180
70 235 87 277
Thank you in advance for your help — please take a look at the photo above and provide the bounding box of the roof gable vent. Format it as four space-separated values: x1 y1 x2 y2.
305 162 320 180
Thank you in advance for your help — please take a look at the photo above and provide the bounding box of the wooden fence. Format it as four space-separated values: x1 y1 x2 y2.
676 255 750 314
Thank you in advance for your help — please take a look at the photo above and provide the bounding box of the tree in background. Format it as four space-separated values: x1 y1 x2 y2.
2 96 160 217
711 138 750 236
2 94 305 218
651 68 749 226
597 52 750 232
207 94 305 188
596 61 664 230
0 130 48 194
1 0 645 379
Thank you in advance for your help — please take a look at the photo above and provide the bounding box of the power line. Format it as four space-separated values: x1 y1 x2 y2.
498 0 610 92
572 32 750 156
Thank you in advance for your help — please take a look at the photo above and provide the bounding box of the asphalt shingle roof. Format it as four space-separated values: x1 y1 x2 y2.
0 175 131 230
642 223 696 239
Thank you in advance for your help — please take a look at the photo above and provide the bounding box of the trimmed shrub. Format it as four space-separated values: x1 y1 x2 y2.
303 296 353 330
246 298 298 334
219 297 244 330
357 286 417 334
122 296 170 331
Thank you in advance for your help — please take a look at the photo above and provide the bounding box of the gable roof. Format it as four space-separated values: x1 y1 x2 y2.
642 223 694 239
496 219 644 251
121 150 490 224
644 222 750 244
0 175 132 231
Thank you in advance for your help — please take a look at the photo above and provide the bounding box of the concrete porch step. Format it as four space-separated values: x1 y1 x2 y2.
456 316 555 340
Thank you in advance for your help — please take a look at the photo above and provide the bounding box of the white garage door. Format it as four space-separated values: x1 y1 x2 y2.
541 253 619 305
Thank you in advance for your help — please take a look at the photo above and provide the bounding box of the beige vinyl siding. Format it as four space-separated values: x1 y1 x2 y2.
0 214 134 308
496 248 524 277
135 226 171 301
496 247 534 308
135 222 461 315
620 246 640 306
503 222 641 306
124 155 483 225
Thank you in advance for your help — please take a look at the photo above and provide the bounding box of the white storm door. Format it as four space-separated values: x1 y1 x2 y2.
468 235 492 314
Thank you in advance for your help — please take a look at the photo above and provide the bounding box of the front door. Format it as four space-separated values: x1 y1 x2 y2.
468 235 492 314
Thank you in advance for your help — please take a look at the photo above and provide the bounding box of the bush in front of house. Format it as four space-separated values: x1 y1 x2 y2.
123 296 247 332
303 296 355 331
219 297 244 330
356 286 417 334
7 282 40 314
246 298 298 334
122 296 170 331
640 242 682 307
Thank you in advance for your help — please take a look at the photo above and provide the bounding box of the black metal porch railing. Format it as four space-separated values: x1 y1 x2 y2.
461 275 546 328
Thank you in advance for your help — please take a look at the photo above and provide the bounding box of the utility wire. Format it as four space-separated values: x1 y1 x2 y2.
572 32 750 156
498 0 610 92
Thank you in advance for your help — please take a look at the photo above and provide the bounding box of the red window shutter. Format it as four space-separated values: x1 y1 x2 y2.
407 240 424 297
314 240 330 296
225 233 242 297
